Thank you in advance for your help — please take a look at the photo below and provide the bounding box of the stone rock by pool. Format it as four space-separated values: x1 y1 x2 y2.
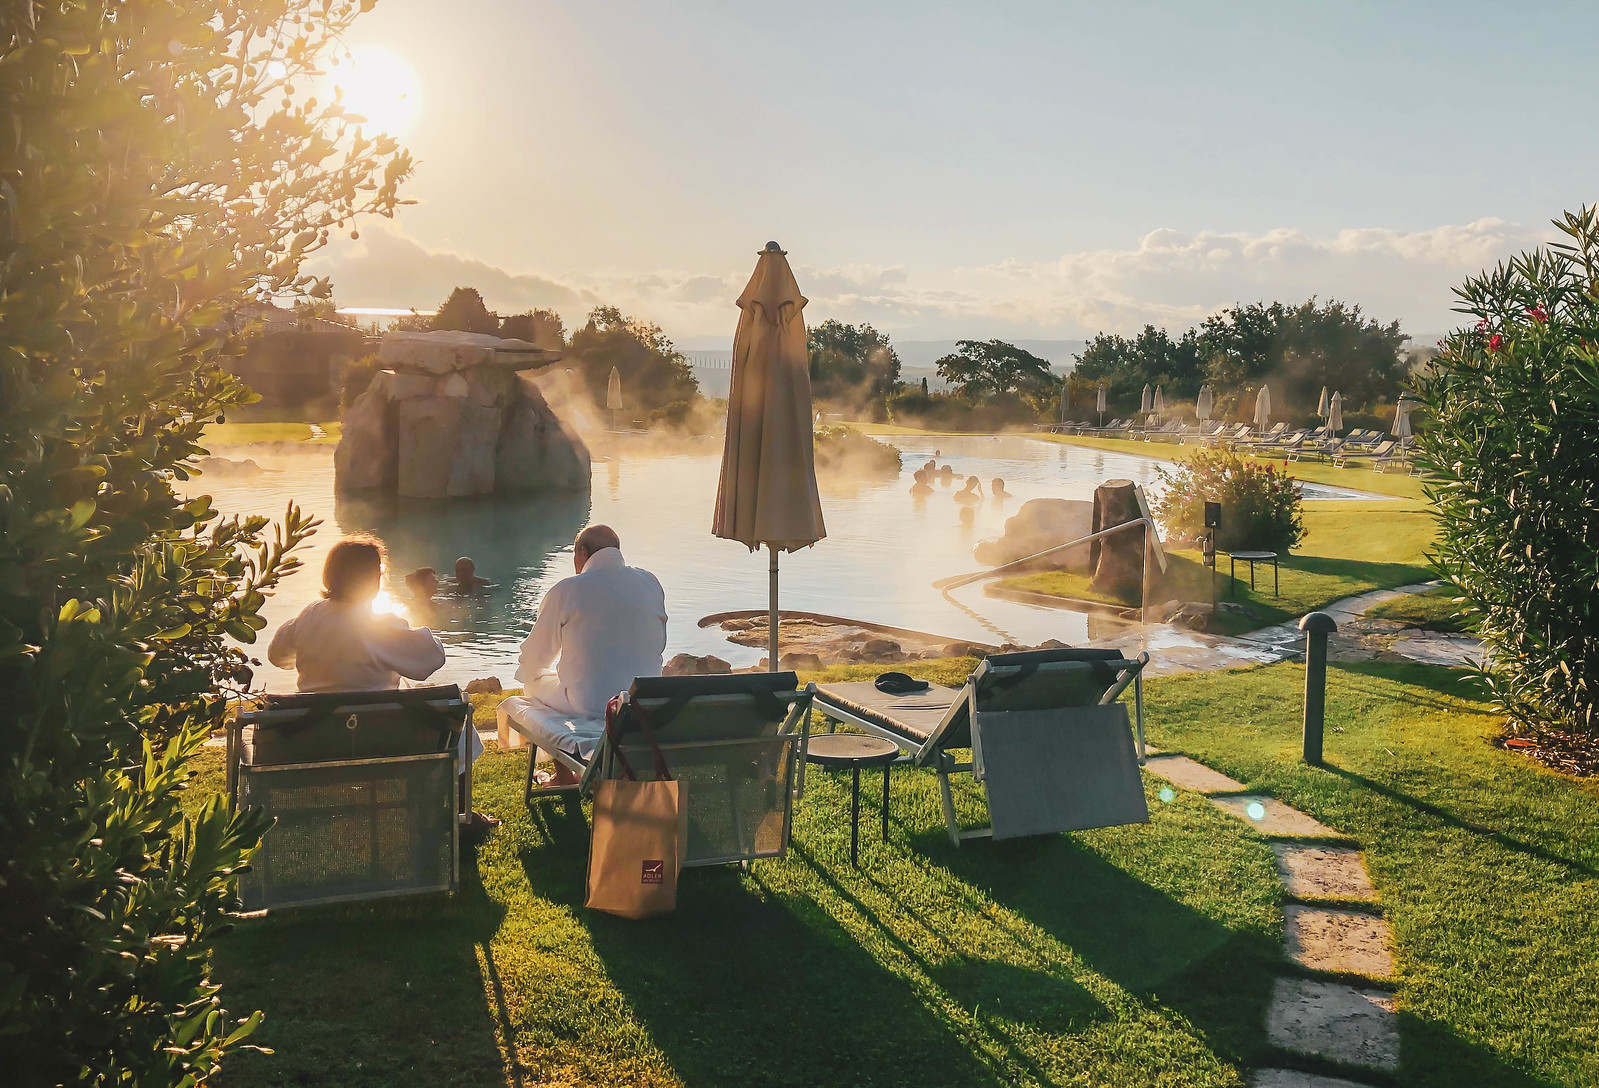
335 330 590 498
973 497 1094 569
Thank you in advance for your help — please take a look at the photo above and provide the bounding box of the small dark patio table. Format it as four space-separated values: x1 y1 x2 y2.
804 733 899 866
1226 550 1279 598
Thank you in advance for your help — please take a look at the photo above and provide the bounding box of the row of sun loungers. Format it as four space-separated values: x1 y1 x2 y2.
1050 418 1417 471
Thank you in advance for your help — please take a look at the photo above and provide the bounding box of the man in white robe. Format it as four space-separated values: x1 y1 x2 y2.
504 525 668 783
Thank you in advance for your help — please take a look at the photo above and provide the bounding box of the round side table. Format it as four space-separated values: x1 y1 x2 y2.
1226 550 1279 598
804 733 900 866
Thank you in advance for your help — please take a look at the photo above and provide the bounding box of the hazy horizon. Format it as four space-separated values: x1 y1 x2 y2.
306 1 1599 348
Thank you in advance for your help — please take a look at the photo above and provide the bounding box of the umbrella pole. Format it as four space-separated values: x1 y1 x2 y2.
768 545 780 672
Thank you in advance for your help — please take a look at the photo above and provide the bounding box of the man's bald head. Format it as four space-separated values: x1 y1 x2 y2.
574 524 621 572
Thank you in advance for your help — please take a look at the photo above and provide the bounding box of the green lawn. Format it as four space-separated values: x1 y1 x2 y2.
996 501 1437 635
1368 586 1470 633
205 659 1598 1088
203 421 342 445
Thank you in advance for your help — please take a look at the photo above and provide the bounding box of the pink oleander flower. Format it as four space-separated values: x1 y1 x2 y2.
1528 305 1548 323
1488 333 1504 353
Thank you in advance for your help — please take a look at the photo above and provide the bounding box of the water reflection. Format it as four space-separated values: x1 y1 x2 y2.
196 432 1386 691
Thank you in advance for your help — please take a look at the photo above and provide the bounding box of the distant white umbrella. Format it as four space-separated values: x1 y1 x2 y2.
1059 381 1070 423
1254 385 1272 431
1140 384 1153 415
1316 386 1330 418
1153 385 1165 422
1327 391 1343 437
1196 385 1213 421
606 365 623 429
1096 383 1107 414
1393 396 1414 440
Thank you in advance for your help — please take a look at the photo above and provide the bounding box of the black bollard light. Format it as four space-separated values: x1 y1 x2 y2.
1299 611 1338 765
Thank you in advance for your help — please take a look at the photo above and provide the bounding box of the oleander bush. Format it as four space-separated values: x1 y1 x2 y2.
1153 449 1305 553
0 1 408 1082
1414 206 1599 741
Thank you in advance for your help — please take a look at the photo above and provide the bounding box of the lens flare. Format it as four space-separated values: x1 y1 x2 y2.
1246 800 1267 821
1158 787 1176 804
336 46 421 136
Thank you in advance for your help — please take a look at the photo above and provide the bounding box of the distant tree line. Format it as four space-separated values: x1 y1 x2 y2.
1073 298 1407 425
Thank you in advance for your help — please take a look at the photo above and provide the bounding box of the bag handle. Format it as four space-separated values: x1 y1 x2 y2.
605 693 672 782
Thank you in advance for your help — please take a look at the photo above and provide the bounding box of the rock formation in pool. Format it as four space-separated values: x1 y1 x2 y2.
974 498 1095 571
335 331 590 498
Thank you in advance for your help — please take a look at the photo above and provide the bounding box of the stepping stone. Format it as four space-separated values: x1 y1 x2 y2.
1266 977 1398 1071
1144 754 1246 794
1252 1069 1379 1088
1210 795 1342 839
1273 845 1377 902
1284 905 1395 978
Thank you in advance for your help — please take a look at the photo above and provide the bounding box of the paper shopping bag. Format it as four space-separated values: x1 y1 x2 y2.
585 777 687 918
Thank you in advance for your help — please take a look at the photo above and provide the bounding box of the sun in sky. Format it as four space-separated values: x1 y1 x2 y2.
335 45 421 137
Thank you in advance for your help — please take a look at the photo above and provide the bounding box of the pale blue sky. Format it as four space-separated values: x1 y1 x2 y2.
314 1 1595 342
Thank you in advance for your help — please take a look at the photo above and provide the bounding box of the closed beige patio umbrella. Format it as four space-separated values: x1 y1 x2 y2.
713 241 827 670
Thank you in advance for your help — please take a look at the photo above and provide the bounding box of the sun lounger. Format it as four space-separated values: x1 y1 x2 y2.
809 648 1150 846
230 685 470 911
1332 438 1395 468
500 672 813 867
1203 423 1251 448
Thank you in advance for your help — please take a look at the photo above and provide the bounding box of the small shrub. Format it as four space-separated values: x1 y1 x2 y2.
1153 450 1305 553
1414 205 1599 740
813 426 901 476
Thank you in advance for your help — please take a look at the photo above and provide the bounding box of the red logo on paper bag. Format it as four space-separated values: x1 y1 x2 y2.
641 860 664 885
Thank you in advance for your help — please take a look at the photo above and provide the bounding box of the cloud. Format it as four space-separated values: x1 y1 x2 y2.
308 218 1547 344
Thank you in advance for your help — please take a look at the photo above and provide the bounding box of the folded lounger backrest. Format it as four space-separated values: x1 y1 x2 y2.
231 685 468 911
594 672 810 867
927 648 1149 842
244 684 468 767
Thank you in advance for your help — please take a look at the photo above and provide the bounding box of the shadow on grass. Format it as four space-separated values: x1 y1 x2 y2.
214 848 512 1088
1397 1011 1568 1088
569 856 1009 1088
908 826 1280 1068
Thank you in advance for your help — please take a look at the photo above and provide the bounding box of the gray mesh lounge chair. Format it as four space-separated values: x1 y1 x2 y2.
504 672 813 868
809 648 1150 846
229 685 469 911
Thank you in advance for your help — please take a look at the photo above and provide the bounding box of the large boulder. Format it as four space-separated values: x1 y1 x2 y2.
335 331 588 498
396 396 500 498
497 376 590 491
973 498 1095 570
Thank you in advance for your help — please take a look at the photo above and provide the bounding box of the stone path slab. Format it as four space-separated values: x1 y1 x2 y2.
1284 905 1395 978
1391 631 1485 668
1266 977 1399 1071
1210 795 1343 839
1273 845 1377 902
1252 1069 1379 1088
1143 754 1247 794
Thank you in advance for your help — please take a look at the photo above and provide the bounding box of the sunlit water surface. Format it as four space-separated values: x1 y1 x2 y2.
195 434 1387 691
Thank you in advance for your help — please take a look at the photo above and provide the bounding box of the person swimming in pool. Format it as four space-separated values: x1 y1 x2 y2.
910 469 933 498
991 478 1009 499
954 476 984 505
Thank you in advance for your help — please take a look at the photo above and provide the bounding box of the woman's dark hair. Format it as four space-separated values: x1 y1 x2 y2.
322 537 385 601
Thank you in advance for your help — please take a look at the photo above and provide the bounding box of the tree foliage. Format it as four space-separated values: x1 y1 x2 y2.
430 286 500 335
935 339 1059 409
1153 450 1305 553
499 309 566 350
566 305 698 413
0 0 408 1081
1199 299 1406 420
1073 300 1406 422
1415 206 1599 740
1074 326 1205 412
807 319 901 414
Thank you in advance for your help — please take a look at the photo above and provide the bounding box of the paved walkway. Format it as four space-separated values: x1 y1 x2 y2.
1129 582 1472 1085
1097 582 1485 676
1142 753 1399 1086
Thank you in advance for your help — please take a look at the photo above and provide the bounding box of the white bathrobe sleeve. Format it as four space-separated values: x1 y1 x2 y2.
367 614 447 682
514 582 567 688
267 612 300 670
